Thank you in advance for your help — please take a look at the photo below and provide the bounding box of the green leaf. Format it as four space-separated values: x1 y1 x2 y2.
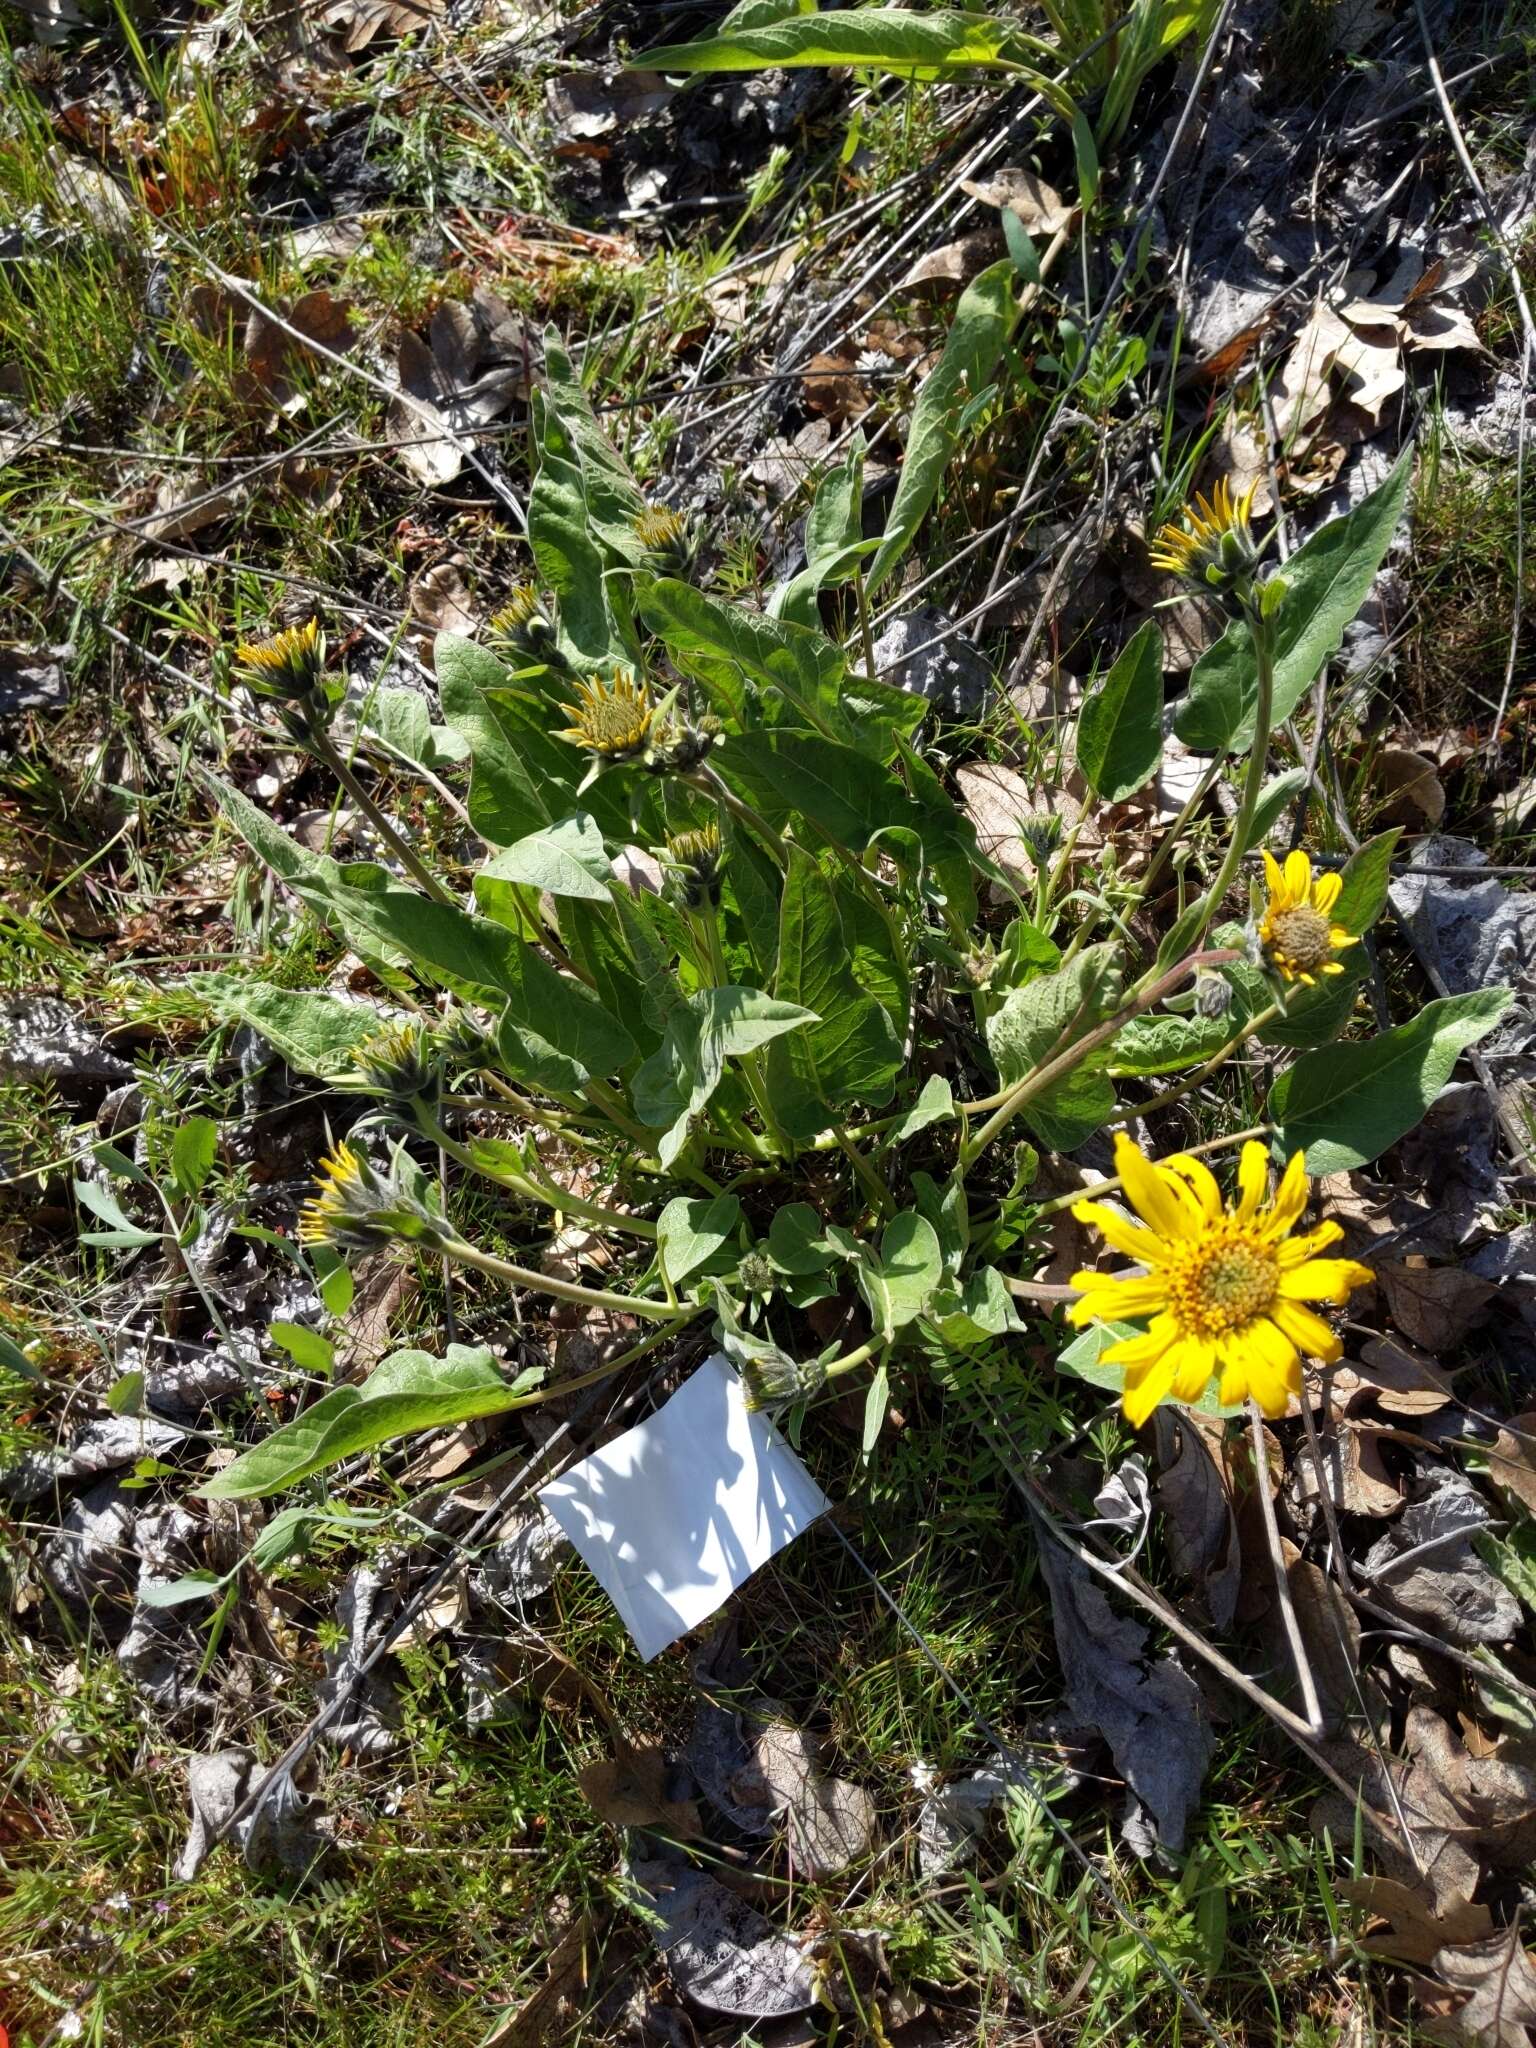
640 577 856 745
1075 621 1163 802
633 986 816 1165
657 1194 742 1287
1175 447 1414 754
436 635 556 846
270 1321 336 1375
313 1250 354 1318
868 261 1018 593
194 976 382 1078
106 1370 145 1416
1333 828 1401 934
719 730 919 852
529 387 634 669
1107 1013 1232 1079
911 1169 967 1276
200 1345 542 1500
927 1266 1022 1346
983 942 1122 1151
636 8 1058 84
866 1210 942 1333
209 776 636 1093
1240 768 1308 855
1272 988 1514 1172
478 814 613 902
767 847 902 1137
862 1363 890 1457
542 330 648 556
365 686 468 771
768 1202 836 1276
772 434 868 627
890 1074 955 1144
74 1181 159 1248
138 1570 227 1609
171 1116 218 1199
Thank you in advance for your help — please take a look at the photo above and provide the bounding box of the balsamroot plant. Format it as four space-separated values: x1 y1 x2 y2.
196 327 1509 1504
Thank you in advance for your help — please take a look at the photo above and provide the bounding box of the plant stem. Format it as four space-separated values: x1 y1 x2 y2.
835 1127 892 1218
437 1232 692 1322
1124 1001 1281 1120
691 763 790 866
422 1118 657 1240
1248 1399 1326 1739
956 946 1241 1165
854 568 879 685
309 727 455 906
1136 615 1277 997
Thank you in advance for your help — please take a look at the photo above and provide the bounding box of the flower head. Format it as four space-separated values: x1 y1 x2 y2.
299 1140 444 1253
556 670 654 761
349 1020 440 1107
1149 479 1262 597
1258 851 1357 986
489 583 559 664
234 619 325 703
1069 1133 1372 1425
664 824 724 910
634 505 692 572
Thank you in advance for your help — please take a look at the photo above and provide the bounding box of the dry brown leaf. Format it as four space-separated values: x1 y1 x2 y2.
1372 748 1448 830
483 1914 600 2047
1282 1540 1362 1732
1291 1419 1404 1518
1342 1875 1494 1966
408 559 478 639
1476 1417 1536 1519
1342 1335 1457 1417
237 289 358 412
1432 1928 1536 2047
387 289 531 488
139 475 250 544
958 167 1074 235
956 761 1097 897
900 230 998 292
578 1744 702 1838
320 0 443 53
706 246 799 331
1154 1410 1241 1629
1404 303 1487 355
750 1720 876 1877
1377 1258 1494 1351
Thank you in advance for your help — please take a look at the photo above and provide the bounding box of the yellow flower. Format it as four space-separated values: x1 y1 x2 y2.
234 618 325 701
1149 478 1260 583
556 670 654 760
634 506 690 562
1258 850 1357 986
1068 1133 1373 1426
299 1141 380 1250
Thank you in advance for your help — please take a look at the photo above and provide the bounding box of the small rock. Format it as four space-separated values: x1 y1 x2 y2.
872 606 992 720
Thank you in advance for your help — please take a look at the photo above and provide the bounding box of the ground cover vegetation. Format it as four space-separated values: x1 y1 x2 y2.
2 0 1535 2040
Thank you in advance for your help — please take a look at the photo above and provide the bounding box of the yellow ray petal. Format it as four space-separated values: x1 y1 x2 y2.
1235 1140 1269 1221
1164 1151 1223 1219
1262 1151 1309 1238
1068 1273 1170 1322
1282 849 1312 901
1070 1199 1171 1265
1123 1354 1180 1428
1312 870 1343 913
1275 1220 1344 1266
1168 1334 1218 1404
1277 1258 1374 1304
1270 1296 1343 1362
1112 1133 1200 1240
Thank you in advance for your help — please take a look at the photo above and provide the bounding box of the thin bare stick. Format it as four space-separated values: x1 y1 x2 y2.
1248 1400 1325 1738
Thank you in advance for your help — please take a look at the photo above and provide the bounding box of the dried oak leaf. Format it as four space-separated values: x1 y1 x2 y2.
1282 1542 1362 1733
1472 1418 1536 1520
579 1743 702 1839
1152 1410 1241 1629
1342 1875 1493 1966
1289 1417 1404 1519
1377 1257 1495 1352
958 167 1074 235
1431 1927 1536 2048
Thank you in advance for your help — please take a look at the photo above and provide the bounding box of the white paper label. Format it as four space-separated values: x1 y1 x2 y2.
538 1353 830 1660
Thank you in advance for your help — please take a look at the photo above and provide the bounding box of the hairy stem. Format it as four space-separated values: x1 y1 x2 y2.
438 1232 692 1322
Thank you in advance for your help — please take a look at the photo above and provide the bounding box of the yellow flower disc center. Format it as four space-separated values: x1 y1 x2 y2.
1168 1225 1278 1337
1268 903 1333 971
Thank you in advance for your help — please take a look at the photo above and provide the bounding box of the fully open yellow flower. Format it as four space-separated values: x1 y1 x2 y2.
1259 850 1357 986
1069 1133 1372 1426
1149 477 1260 582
